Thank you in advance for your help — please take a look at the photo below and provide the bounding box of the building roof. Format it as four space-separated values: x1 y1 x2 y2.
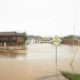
0 32 25 36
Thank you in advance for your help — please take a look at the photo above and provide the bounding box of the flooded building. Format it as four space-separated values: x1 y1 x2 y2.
26 37 52 44
62 39 79 45
62 35 80 45
0 32 26 47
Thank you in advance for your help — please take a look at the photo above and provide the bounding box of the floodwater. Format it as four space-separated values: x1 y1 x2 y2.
0 44 80 80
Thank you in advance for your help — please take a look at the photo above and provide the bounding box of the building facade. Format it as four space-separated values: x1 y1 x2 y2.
62 39 79 45
0 32 26 47
26 37 52 44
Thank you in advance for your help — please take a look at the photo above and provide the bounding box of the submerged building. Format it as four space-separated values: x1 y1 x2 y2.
62 35 80 45
62 39 78 45
0 32 26 47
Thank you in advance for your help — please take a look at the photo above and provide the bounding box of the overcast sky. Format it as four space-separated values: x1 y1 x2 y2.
0 0 80 37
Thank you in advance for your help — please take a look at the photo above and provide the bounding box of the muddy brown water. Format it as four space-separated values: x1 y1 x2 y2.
0 44 80 80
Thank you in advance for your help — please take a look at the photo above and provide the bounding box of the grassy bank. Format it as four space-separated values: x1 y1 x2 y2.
60 71 80 80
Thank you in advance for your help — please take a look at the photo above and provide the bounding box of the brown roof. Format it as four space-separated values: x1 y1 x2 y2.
0 32 25 36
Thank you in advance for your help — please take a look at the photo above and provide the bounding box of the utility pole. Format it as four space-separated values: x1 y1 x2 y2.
70 26 78 65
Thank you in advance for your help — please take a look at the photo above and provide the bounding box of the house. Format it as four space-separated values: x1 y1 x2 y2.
0 32 26 47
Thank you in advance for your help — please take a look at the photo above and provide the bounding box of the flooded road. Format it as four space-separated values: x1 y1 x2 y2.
0 44 80 80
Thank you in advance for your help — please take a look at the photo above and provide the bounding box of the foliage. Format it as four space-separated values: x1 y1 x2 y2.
63 35 80 39
27 35 42 40
22 32 27 41
60 71 80 80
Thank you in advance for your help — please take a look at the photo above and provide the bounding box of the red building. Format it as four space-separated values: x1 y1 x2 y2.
62 39 79 45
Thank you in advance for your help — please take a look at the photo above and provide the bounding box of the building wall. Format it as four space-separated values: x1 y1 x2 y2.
0 36 25 47
17 36 25 45
63 39 78 45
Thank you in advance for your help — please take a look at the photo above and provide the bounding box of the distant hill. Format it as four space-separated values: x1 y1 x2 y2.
27 35 52 40
27 35 42 40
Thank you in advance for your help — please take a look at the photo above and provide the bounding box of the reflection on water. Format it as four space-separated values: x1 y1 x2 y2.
0 44 80 80
0 46 26 58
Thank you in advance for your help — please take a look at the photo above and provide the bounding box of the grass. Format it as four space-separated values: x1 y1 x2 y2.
60 71 80 80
